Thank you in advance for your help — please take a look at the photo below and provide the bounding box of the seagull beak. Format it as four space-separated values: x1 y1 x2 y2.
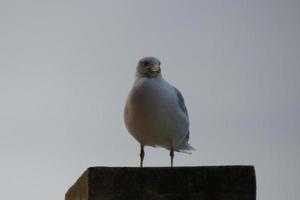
150 65 161 73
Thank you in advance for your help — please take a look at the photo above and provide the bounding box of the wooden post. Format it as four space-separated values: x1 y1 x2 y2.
66 166 256 200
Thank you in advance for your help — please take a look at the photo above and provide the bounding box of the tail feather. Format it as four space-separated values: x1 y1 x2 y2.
178 143 195 154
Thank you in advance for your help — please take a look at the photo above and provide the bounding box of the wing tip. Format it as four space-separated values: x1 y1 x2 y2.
178 143 195 154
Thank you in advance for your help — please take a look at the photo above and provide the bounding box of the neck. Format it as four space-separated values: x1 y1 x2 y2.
135 72 162 79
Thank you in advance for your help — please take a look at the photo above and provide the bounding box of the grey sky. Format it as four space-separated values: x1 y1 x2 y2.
0 0 299 199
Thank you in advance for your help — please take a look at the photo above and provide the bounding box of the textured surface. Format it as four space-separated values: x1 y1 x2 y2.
65 166 256 200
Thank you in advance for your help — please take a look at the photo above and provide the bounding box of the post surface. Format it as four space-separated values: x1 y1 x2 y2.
66 166 256 200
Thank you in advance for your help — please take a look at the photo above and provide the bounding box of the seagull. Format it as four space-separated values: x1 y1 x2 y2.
124 57 194 167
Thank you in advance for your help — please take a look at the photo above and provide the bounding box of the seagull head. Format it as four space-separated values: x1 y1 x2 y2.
136 57 162 78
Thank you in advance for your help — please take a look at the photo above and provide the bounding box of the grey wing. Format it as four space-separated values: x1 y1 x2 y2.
174 87 189 118
173 87 190 140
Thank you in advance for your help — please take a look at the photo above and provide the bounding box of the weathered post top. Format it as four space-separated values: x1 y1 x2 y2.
66 166 256 200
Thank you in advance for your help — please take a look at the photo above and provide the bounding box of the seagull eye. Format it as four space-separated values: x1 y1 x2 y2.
143 61 150 67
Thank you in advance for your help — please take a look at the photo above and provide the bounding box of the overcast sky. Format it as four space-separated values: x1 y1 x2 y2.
0 0 299 199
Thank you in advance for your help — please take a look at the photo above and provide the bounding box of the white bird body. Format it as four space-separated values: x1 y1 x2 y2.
124 57 194 167
124 77 190 151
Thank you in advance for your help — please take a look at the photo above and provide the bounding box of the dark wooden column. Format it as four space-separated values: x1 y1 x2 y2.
66 166 256 200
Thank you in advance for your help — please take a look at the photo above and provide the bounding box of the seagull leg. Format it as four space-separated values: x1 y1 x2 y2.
140 144 144 167
170 147 174 167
